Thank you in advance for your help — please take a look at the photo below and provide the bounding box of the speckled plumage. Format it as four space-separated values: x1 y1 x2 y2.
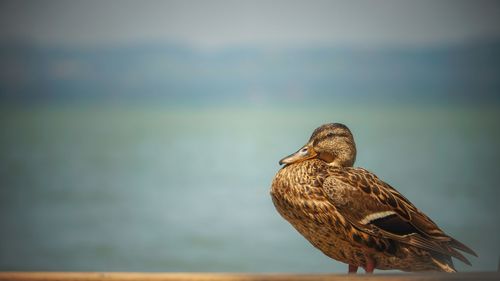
270 123 476 273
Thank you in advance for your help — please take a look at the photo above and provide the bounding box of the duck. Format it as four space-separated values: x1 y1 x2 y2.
270 123 477 273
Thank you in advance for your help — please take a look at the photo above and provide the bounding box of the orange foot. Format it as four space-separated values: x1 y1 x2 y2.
362 256 375 274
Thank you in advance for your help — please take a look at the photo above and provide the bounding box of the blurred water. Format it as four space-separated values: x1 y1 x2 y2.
0 102 499 272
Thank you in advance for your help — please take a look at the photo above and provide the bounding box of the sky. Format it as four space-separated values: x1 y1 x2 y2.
1 0 500 49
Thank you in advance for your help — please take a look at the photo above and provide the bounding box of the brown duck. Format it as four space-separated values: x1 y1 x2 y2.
270 123 476 273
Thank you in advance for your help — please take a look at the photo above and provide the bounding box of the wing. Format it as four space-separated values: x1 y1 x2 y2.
322 167 476 264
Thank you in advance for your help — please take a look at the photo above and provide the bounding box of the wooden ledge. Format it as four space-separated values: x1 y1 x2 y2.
0 272 499 281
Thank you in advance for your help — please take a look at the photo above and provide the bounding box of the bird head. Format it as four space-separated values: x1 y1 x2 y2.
279 123 357 167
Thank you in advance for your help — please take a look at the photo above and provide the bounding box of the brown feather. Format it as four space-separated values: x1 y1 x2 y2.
322 166 475 263
270 123 476 272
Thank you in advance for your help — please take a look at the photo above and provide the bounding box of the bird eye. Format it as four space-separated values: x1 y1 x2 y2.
300 148 308 153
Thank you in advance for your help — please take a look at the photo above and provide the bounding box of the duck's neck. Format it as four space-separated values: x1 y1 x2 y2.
333 146 356 167
327 160 353 168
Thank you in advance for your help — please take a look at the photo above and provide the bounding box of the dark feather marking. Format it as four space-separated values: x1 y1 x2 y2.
396 207 411 221
370 214 419 236
375 241 386 252
386 239 398 255
387 194 398 208
360 184 371 193
353 233 362 243
365 236 376 248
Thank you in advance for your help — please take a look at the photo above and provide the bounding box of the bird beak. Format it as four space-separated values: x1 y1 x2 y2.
279 143 317 165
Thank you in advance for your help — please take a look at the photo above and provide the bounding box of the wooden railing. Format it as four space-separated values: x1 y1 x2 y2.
0 272 498 281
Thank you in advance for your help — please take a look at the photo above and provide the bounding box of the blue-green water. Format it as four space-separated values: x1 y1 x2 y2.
0 102 499 272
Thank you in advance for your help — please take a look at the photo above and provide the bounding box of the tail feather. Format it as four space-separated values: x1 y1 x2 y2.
450 238 477 257
447 246 472 266
431 257 456 272
429 237 476 271
431 254 456 272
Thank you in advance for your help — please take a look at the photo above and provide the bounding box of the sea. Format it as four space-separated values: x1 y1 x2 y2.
0 101 499 272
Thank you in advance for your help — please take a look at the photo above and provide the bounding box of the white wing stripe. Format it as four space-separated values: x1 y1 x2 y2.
360 211 396 225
